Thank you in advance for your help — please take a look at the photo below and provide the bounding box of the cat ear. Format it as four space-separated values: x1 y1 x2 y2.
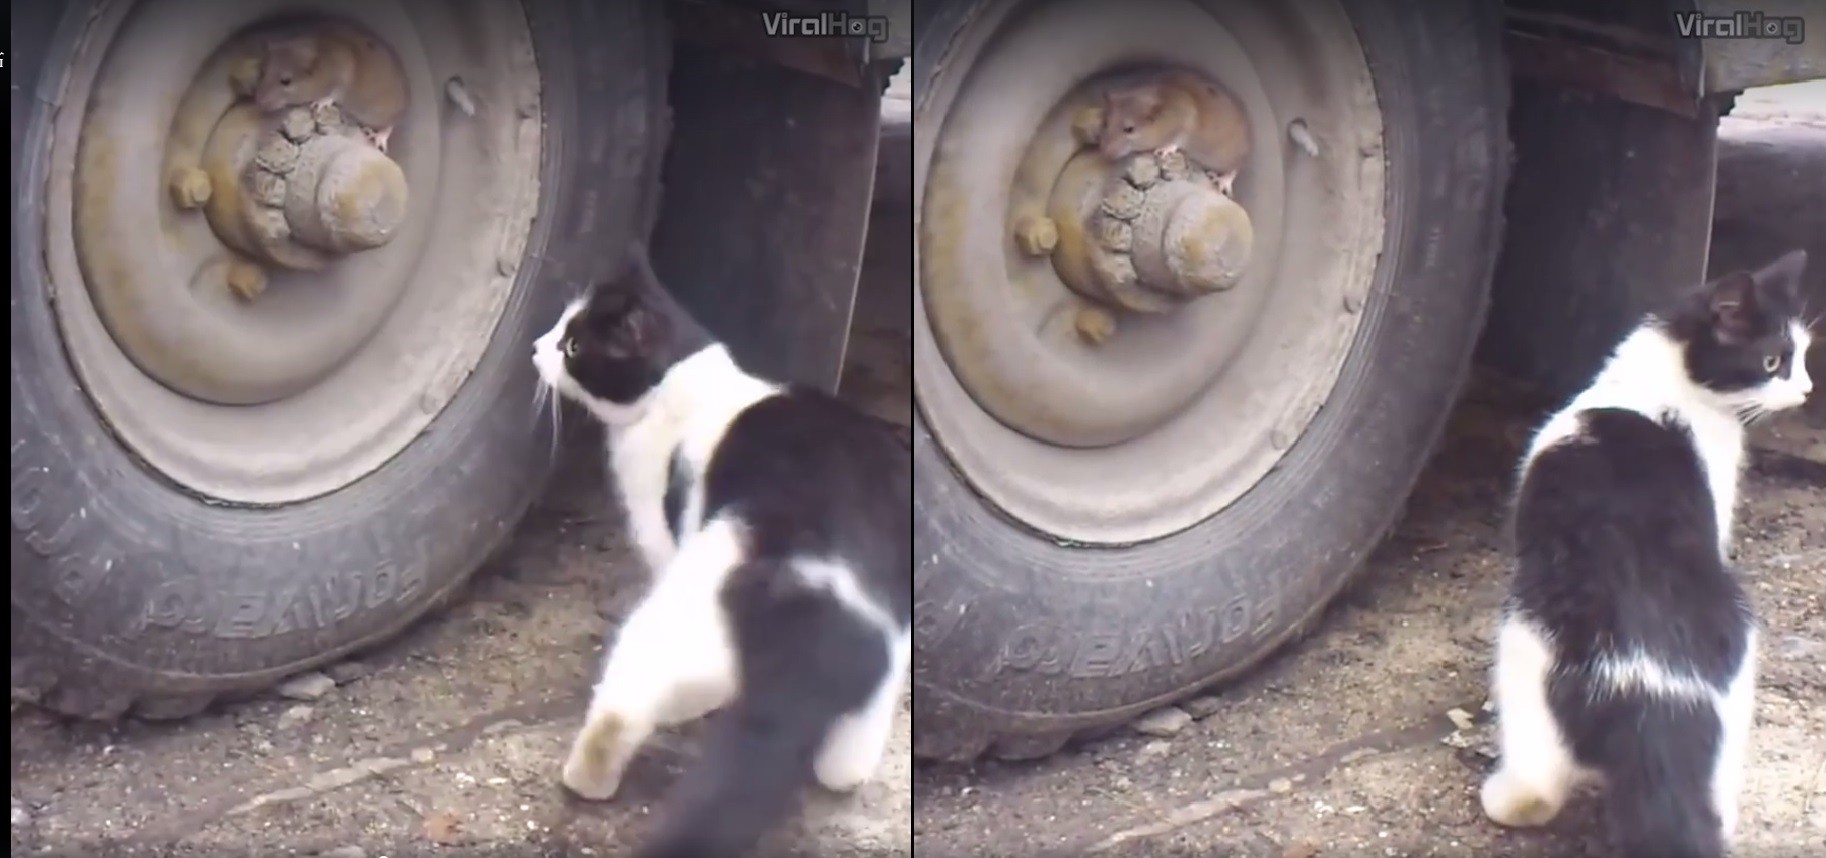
616 296 666 351
1750 248 1807 303
1704 271 1758 343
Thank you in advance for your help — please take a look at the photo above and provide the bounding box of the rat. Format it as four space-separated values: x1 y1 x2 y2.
1097 70 1252 197
254 23 408 153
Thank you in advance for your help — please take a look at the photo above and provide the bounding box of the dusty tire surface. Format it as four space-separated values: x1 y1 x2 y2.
9 0 670 720
912 0 1512 762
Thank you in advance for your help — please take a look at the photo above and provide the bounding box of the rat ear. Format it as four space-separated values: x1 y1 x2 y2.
1750 248 1807 304
1704 270 1758 343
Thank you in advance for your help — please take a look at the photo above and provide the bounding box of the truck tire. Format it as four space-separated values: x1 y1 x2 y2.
10 1 669 719
913 0 1510 760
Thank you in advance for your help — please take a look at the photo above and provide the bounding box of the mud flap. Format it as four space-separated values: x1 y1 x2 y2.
650 46 884 391
1477 82 1721 401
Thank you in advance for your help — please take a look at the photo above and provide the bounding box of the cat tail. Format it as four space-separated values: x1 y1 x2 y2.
635 556 891 858
1599 700 1729 858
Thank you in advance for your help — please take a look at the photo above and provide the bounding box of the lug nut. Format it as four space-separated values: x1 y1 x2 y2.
225 260 268 301
1013 215 1058 256
1074 305 1116 345
167 167 213 210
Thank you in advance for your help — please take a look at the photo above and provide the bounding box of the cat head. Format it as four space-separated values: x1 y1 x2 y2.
531 248 675 424
1665 248 1813 417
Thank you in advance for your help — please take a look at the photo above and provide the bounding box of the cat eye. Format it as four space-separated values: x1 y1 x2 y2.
563 338 579 358
1762 354 1782 373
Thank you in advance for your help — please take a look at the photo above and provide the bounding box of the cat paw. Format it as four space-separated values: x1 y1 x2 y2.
1480 770 1563 828
560 716 626 801
560 748 623 802
812 756 876 794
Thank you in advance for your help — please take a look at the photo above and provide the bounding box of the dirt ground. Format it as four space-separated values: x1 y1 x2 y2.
6 208 916 858
911 376 1825 857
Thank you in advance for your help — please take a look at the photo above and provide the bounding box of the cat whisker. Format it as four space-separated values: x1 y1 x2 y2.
530 380 552 425
545 390 564 469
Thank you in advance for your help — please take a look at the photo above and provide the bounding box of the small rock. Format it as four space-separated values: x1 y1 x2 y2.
11 800 31 829
1281 841 1321 858
423 810 468 845
1181 695 1225 720
410 747 436 764
276 671 337 701
481 718 525 736
1134 740 1174 763
1446 707 1476 731
325 661 373 684
1268 777 1294 794
1777 635 1824 661
316 848 367 858
1453 617 1496 647
276 705 315 730
1132 706 1193 738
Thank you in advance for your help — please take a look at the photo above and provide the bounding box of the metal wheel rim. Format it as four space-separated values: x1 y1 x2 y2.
39 0 544 505
914 0 1386 545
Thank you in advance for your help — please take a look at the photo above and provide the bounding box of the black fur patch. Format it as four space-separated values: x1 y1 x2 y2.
1510 408 1751 858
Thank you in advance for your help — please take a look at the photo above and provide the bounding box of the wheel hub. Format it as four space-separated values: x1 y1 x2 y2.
921 68 1263 450
187 102 409 274
70 18 414 407
44 0 544 504
1045 148 1254 314
913 0 1385 544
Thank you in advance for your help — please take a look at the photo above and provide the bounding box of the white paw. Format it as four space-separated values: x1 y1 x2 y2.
560 716 625 801
1480 768 1563 828
813 754 876 794
561 745 622 801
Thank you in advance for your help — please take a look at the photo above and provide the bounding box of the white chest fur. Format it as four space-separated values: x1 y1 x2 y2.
603 346 779 575
608 416 684 573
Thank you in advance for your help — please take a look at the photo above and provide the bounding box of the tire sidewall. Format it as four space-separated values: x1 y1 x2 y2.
9 0 669 713
912 0 1510 759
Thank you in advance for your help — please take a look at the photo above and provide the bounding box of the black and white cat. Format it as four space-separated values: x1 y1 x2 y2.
1481 249 1813 858
531 246 911 858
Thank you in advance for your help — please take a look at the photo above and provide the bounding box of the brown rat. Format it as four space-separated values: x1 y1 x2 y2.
254 23 408 152
1097 70 1251 196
